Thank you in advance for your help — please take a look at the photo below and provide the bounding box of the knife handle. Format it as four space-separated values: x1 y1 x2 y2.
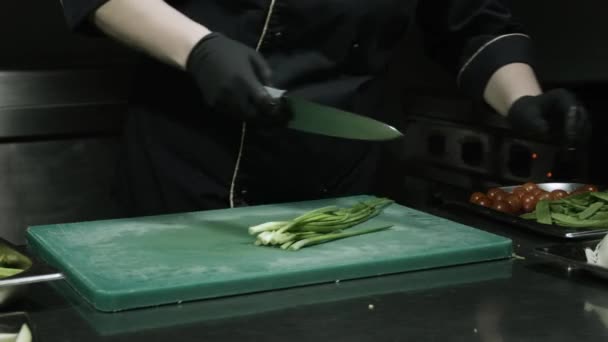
262 86 293 122
264 86 286 99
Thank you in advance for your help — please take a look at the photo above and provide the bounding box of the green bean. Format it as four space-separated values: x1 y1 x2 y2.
591 192 608 202
578 202 604 220
551 213 608 228
589 212 608 220
519 191 608 229
520 212 537 220
536 200 552 225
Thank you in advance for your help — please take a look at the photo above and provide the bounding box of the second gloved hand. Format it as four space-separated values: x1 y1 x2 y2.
507 88 590 146
186 33 289 124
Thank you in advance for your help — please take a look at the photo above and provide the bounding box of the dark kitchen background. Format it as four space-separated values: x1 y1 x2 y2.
1 1 607 244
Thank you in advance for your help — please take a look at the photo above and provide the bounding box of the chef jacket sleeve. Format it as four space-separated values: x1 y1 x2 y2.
416 0 534 100
60 0 111 33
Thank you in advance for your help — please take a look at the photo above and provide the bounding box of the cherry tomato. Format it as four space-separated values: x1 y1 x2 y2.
494 192 507 202
522 200 537 213
476 198 493 208
492 200 513 214
522 194 538 209
487 188 506 200
522 182 538 192
531 188 545 197
513 187 527 199
550 190 568 200
505 194 522 213
579 184 598 193
536 192 551 201
469 192 487 203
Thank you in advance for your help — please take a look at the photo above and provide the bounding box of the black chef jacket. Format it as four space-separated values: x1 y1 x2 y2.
61 0 533 216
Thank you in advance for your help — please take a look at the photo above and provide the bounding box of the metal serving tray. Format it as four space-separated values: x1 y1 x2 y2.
534 239 608 280
0 238 63 308
499 183 586 193
451 183 608 239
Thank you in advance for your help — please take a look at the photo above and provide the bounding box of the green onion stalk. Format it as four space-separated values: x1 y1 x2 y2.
248 198 394 251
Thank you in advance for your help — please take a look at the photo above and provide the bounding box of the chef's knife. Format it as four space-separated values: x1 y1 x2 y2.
265 87 404 141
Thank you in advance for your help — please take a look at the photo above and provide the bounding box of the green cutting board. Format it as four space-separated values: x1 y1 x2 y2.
53 261 512 336
26 196 511 312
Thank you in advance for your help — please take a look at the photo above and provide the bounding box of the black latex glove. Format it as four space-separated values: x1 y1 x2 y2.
508 88 591 179
186 33 288 124
507 88 590 146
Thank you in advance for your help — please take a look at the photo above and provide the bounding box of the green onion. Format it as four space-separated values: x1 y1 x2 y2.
248 221 289 235
249 198 394 250
287 225 393 251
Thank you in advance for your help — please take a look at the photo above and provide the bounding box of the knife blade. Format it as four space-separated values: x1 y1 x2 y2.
265 87 404 141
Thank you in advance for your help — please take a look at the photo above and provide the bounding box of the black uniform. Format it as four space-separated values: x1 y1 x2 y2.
61 0 533 215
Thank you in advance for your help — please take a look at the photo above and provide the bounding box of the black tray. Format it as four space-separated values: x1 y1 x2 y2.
533 239 608 280
450 183 608 240
451 201 608 239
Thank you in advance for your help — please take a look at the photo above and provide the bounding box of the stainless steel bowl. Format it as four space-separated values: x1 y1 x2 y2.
0 238 63 308
499 183 586 193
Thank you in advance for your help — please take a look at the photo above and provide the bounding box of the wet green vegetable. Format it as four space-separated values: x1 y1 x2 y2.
0 267 23 278
0 243 31 279
521 191 608 229
249 198 394 250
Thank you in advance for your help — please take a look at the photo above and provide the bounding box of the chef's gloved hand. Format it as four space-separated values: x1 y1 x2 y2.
186 33 290 124
507 88 590 146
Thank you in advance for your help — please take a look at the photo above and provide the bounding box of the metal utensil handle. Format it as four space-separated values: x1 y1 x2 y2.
0 273 64 287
